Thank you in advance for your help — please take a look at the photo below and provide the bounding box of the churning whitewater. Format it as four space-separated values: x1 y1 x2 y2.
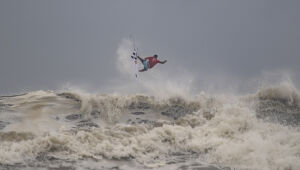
0 83 300 170
0 39 300 170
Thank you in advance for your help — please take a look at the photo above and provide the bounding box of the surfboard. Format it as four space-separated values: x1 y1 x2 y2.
131 50 138 78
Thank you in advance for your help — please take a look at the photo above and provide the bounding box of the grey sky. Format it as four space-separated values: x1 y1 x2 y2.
0 0 300 95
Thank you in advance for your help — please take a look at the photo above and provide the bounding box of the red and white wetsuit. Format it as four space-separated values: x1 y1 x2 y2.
145 56 161 68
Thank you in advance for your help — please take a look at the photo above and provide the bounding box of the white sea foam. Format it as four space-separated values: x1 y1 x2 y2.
0 83 300 169
1 39 300 169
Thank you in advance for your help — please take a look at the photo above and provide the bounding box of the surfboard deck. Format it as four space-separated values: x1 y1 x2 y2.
131 50 138 78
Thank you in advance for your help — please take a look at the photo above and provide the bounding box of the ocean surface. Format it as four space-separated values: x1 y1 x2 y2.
0 83 300 170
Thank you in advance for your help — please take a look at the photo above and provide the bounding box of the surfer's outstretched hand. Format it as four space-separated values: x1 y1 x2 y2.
161 60 167 64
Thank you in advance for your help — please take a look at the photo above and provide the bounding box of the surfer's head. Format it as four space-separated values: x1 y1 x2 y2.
154 54 158 58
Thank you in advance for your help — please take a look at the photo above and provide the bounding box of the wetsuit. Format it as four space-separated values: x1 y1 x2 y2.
143 56 161 70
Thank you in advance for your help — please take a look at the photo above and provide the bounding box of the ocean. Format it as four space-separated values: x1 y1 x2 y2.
0 83 300 170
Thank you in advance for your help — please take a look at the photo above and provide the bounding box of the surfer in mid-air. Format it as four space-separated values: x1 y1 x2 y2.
137 54 167 72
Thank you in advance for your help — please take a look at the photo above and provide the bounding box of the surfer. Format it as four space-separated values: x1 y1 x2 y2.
137 55 167 72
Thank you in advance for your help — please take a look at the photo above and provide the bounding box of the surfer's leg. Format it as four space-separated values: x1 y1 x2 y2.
141 59 149 72
139 68 147 72
137 56 144 63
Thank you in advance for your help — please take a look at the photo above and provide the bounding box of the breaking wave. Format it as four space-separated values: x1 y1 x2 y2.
0 82 300 170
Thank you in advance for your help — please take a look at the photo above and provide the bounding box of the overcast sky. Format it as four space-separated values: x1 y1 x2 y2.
0 0 300 95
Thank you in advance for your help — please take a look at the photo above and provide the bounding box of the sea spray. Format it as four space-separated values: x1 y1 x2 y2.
0 84 300 169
